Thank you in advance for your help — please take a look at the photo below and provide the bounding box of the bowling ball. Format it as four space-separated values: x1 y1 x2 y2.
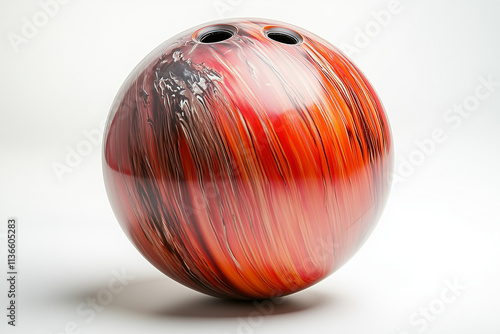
103 18 393 300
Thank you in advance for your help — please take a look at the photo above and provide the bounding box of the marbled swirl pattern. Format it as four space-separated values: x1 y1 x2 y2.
103 18 393 300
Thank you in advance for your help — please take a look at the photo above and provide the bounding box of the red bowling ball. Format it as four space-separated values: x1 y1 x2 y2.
103 18 393 300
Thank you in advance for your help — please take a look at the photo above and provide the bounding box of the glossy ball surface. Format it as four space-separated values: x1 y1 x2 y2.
103 18 393 300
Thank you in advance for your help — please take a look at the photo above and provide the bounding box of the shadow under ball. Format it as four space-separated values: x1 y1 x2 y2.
103 18 393 300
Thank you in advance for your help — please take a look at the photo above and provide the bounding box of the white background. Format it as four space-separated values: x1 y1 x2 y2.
1 0 499 333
